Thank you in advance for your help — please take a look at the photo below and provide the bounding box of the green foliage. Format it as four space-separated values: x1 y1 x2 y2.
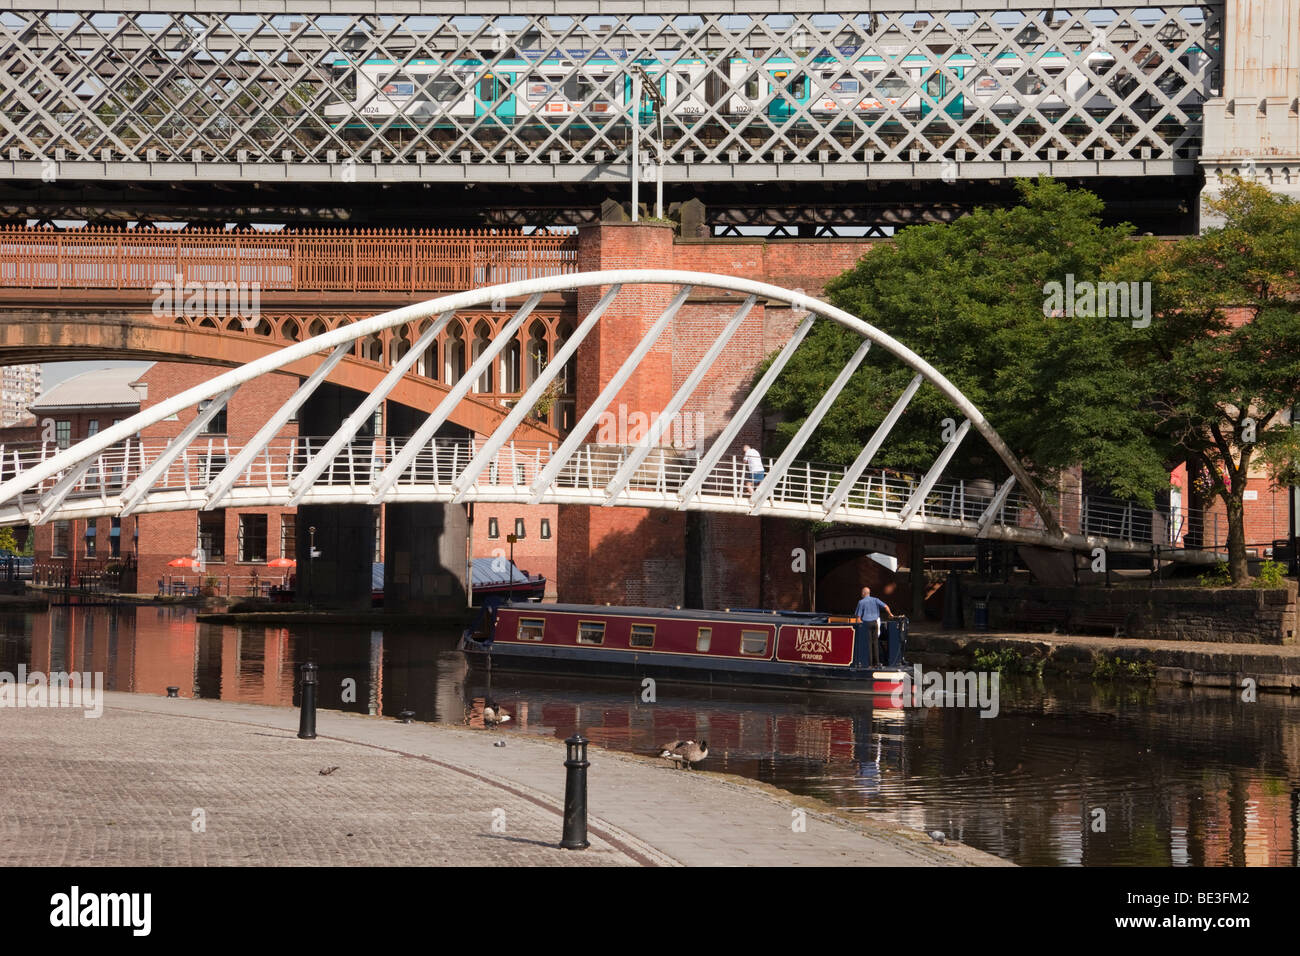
972 646 1042 675
763 177 1169 501
0 527 16 554
1091 655 1157 680
1197 561 1231 587
1254 560 1287 589
765 175 1300 586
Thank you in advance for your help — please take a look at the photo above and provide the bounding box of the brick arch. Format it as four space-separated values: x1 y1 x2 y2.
0 308 558 441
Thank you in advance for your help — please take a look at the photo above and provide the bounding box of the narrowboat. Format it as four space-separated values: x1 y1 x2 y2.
459 602 909 696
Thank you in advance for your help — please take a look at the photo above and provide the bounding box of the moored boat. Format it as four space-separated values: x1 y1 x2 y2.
459 602 909 696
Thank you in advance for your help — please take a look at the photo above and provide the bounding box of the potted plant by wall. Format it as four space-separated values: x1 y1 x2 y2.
202 575 220 598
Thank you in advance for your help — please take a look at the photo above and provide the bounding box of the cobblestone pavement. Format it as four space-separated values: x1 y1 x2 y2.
0 692 1008 867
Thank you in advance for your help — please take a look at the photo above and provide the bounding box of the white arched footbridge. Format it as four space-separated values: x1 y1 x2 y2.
1 271 1205 559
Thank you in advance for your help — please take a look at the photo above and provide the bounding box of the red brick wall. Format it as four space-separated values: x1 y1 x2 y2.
471 502 558 598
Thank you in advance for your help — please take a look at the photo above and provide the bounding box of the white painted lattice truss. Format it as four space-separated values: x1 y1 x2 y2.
0 271 1208 558
0 2 1220 183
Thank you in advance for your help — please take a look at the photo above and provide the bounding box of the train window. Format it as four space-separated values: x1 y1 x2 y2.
562 75 603 102
788 75 807 98
674 72 694 100
831 78 860 94
630 625 655 648
526 75 551 100
970 71 1001 95
577 621 605 645
744 74 760 99
696 628 712 652
477 75 496 101
925 72 942 97
424 76 466 102
381 73 415 98
877 75 910 97
740 630 769 656
518 618 546 642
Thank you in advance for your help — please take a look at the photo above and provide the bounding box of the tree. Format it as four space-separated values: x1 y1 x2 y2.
763 176 1300 586
0 527 16 554
1146 178 1300 583
764 177 1170 499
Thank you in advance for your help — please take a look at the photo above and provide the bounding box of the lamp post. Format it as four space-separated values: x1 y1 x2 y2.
506 532 517 604
308 525 316 606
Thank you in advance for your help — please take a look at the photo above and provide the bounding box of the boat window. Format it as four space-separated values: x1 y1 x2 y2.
629 624 655 648
577 621 605 645
740 629 769 656
696 627 711 652
517 618 545 641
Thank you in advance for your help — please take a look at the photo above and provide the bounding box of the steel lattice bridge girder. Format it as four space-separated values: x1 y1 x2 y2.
0 2 1221 186
0 270 1214 561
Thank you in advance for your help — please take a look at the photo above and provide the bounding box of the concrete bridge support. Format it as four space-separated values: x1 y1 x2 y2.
383 404 471 615
1199 0 1300 225
295 382 375 609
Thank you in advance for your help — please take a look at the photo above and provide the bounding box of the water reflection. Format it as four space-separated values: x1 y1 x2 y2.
2 604 1296 867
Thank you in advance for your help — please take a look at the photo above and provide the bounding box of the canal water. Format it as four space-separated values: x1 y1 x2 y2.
4 603 1296 867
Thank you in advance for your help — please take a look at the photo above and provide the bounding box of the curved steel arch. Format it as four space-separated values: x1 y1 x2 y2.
0 270 1062 539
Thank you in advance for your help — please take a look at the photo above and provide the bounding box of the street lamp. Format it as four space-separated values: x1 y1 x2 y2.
506 532 517 604
308 525 317 605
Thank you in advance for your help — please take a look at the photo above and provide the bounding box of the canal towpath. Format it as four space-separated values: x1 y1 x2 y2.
0 691 1007 867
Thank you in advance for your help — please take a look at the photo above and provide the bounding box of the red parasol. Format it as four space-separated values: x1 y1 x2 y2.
167 557 202 568
267 557 297 568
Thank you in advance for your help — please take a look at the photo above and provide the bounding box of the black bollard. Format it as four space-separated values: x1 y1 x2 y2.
298 662 318 740
398 710 415 724
560 734 590 850
166 686 179 698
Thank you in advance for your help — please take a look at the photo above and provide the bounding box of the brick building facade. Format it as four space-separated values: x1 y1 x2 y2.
23 362 301 594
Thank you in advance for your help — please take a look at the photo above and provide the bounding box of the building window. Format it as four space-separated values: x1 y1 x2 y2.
281 514 296 559
55 421 71 449
84 521 96 557
514 518 526 539
373 507 382 563
200 455 227 484
540 518 551 540
488 517 499 539
86 420 99 438
238 514 268 562
110 517 121 558
198 399 227 434
52 521 70 558
198 510 225 562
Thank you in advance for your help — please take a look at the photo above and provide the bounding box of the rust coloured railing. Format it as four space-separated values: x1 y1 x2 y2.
0 226 580 293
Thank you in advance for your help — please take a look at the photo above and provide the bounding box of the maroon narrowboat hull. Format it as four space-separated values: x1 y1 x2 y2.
460 603 908 697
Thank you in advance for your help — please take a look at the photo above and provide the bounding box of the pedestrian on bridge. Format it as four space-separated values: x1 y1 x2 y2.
743 444 765 495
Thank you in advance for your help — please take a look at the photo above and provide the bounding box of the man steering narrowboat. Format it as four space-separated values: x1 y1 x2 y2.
853 586 894 667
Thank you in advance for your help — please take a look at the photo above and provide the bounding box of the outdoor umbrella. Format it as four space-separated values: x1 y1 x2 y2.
267 557 296 568
167 557 202 568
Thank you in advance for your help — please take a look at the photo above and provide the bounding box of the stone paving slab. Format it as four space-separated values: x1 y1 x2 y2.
1 692 1007 867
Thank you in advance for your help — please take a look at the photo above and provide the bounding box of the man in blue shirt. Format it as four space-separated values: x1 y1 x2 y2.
854 586 894 667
